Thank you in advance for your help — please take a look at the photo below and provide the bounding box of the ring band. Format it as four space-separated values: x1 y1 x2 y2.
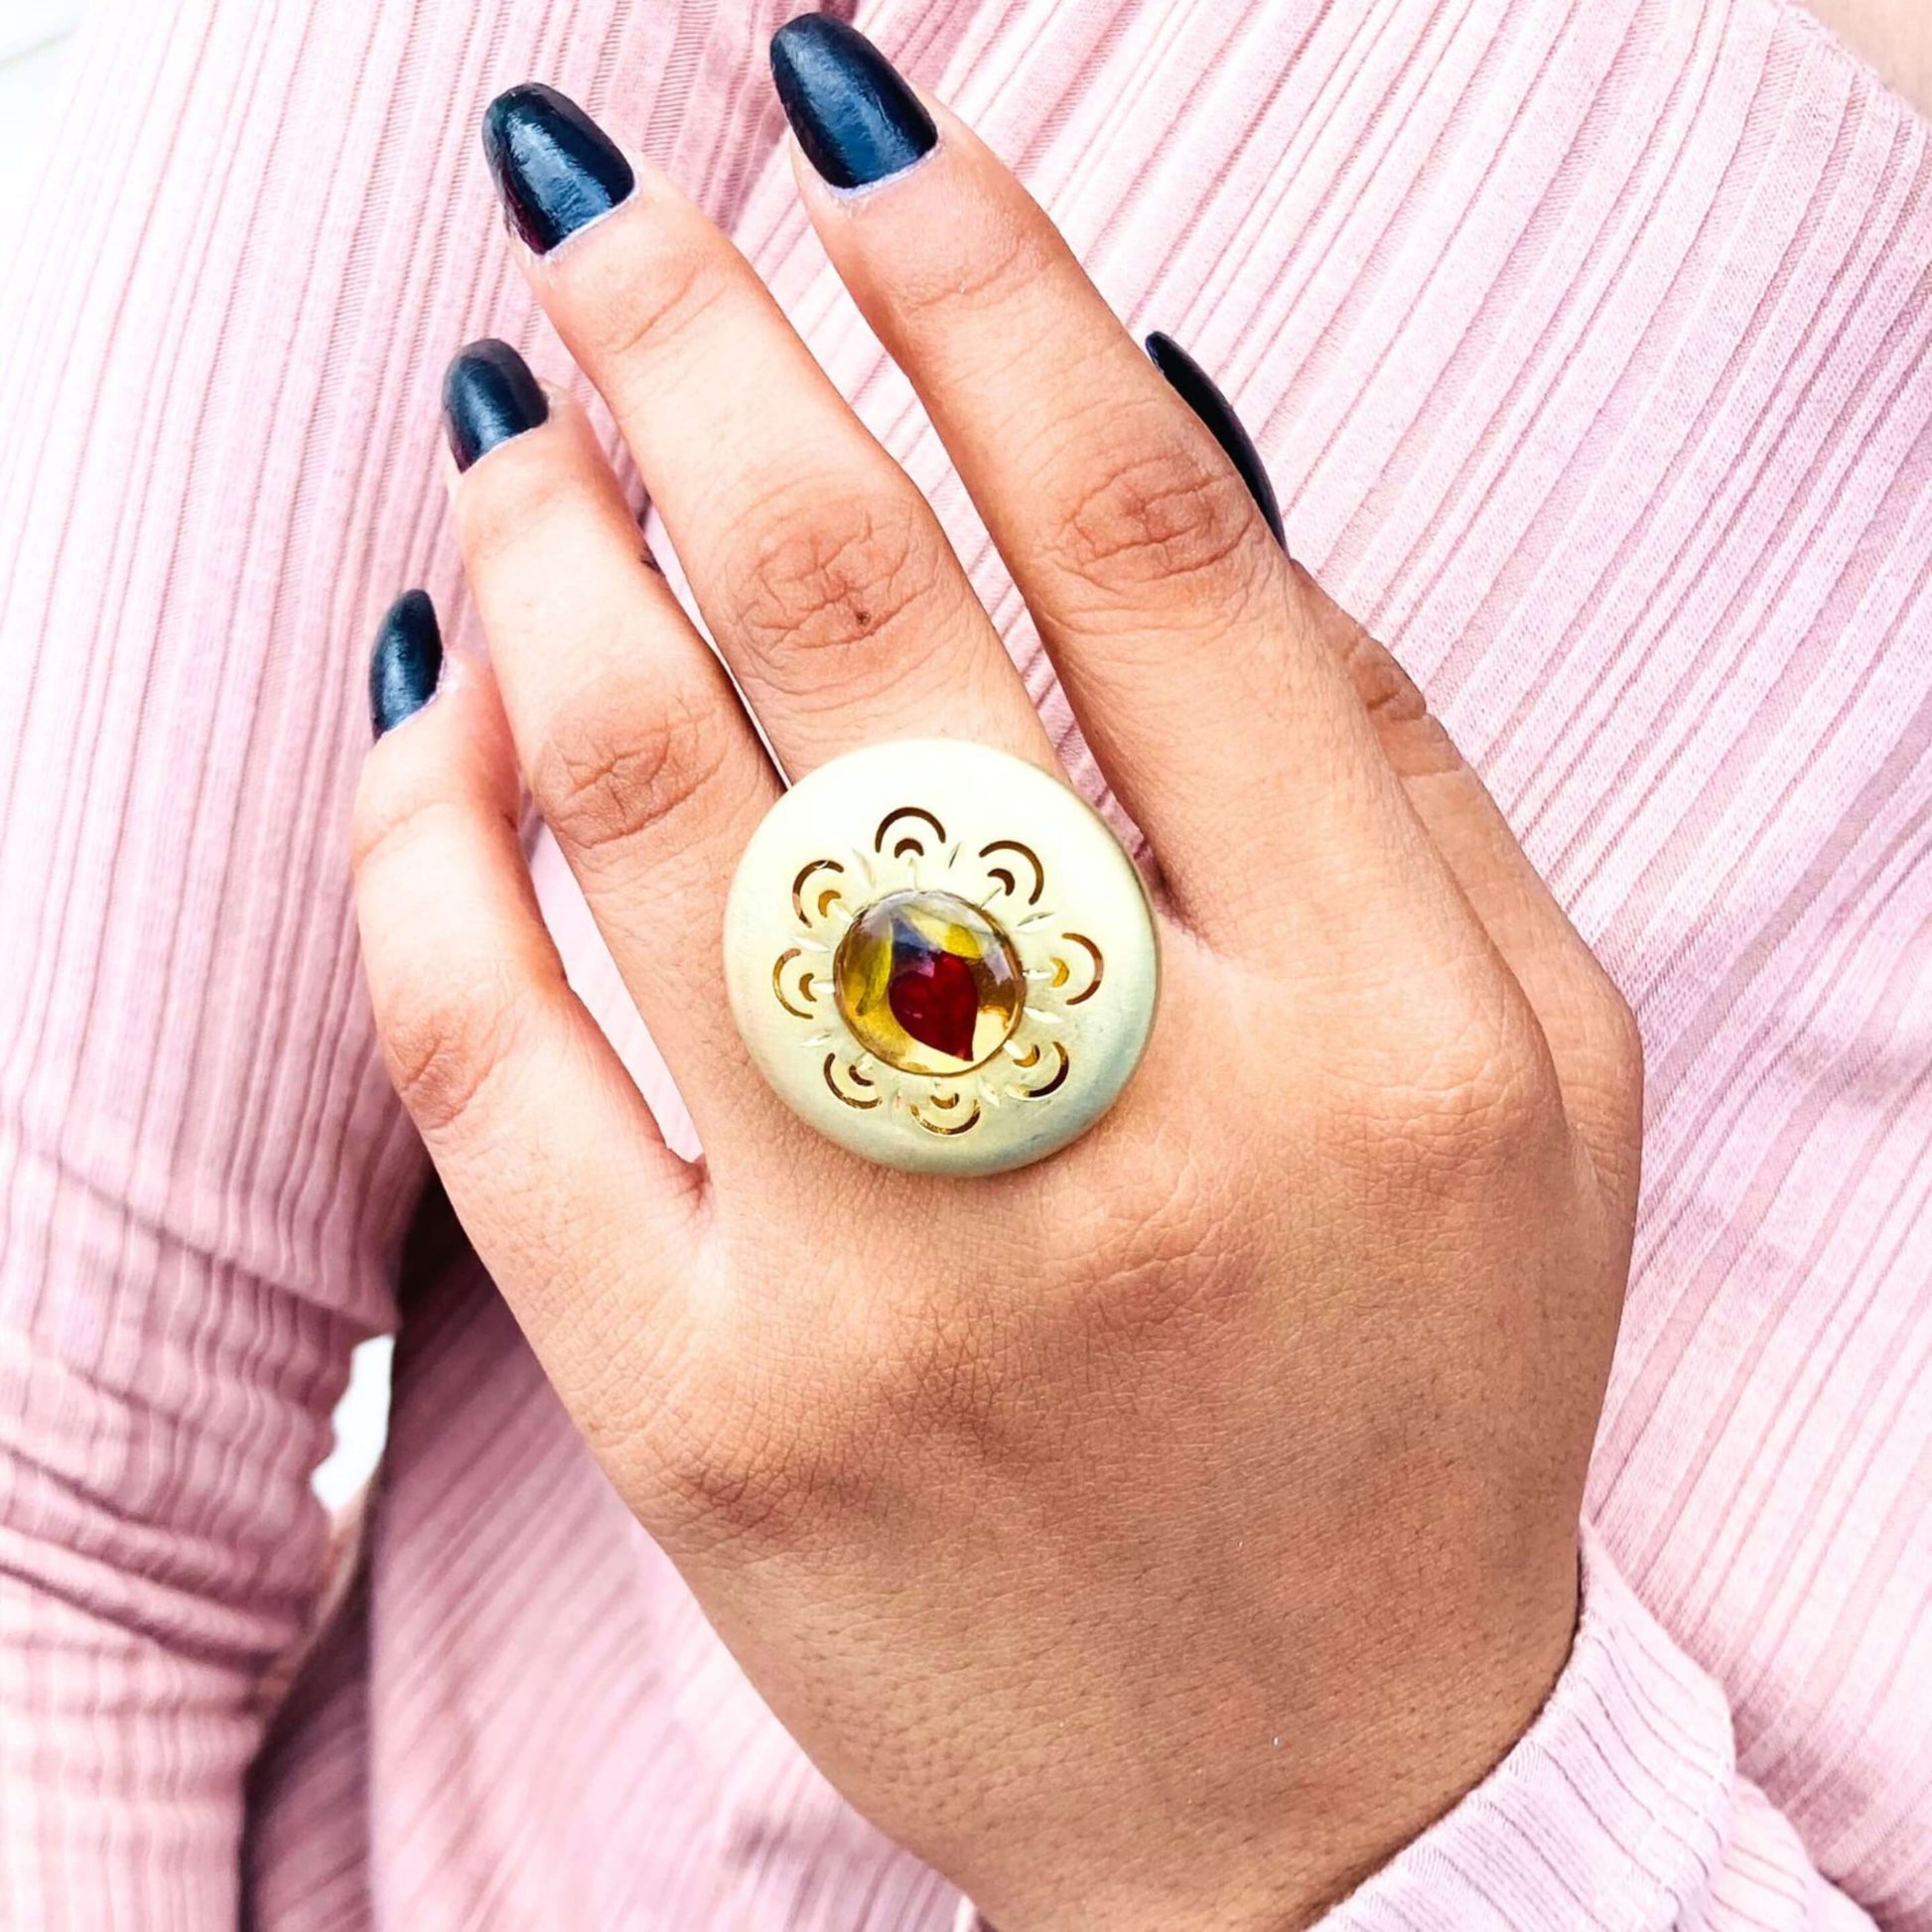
723 739 1160 1174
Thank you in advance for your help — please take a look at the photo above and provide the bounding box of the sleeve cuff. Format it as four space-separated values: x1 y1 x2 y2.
1319 1525 1807 1929
956 1528 1864 1931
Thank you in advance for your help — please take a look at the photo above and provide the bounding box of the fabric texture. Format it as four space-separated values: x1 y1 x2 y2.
1 0 1928 1924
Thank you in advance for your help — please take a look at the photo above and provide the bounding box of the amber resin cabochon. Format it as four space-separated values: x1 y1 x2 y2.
723 739 1160 1175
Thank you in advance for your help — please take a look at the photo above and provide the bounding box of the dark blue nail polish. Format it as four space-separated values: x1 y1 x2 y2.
1145 333 1286 550
369 590 443 739
769 16 936 190
443 339 549 473
483 82 634 254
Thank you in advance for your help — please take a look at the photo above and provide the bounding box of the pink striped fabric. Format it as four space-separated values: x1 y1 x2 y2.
1 0 1927 1924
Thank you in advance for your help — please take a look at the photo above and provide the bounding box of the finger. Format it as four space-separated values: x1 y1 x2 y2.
353 592 700 1375
1133 334 1640 1196
439 343 783 1139
1297 571 1644 1214
481 83 1054 780
1145 332 1285 551
770 23 1445 949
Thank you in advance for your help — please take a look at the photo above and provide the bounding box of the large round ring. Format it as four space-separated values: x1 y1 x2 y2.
723 738 1159 1175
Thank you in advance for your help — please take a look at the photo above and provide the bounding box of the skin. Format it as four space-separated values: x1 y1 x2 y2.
352 98 1644 1931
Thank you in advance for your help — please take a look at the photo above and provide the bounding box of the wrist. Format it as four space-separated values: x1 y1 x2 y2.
975 1534 1583 1932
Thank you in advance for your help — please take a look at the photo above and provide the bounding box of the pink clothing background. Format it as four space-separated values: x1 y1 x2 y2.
1 0 1929 1924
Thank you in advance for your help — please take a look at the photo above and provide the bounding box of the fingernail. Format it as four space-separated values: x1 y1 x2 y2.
369 590 443 739
1145 333 1286 549
483 82 634 254
769 16 936 190
443 339 549 473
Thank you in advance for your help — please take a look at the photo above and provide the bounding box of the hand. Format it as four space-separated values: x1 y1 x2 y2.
352 26 1641 1929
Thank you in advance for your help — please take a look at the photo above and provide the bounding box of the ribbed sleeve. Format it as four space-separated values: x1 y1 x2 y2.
957 1533 1876 1927
3 0 1929 1925
1325 1532 1874 1928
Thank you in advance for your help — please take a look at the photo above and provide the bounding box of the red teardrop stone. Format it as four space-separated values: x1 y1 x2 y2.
888 950 981 1062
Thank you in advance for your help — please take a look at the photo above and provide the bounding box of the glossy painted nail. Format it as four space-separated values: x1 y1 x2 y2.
483 82 634 254
369 590 443 738
769 16 936 190
443 339 549 473
1146 332 1286 549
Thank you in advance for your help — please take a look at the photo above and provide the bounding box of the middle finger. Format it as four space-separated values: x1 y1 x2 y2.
770 22 1463 960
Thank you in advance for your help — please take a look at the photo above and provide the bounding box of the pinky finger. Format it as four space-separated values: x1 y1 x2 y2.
1283 567 1644 1222
353 592 701 1387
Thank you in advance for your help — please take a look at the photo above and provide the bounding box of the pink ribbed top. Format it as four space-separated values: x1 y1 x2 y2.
1 0 1928 1925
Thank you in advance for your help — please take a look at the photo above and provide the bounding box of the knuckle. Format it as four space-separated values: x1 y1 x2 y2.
350 780 452 880
531 675 727 869
714 482 948 695
378 957 531 1141
641 1374 836 1564
352 784 516 903
885 214 1046 327
455 438 583 576
1340 625 1426 727
1350 981 1561 1173
564 221 730 376
1335 626 1464 778
1042 423 1266 604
